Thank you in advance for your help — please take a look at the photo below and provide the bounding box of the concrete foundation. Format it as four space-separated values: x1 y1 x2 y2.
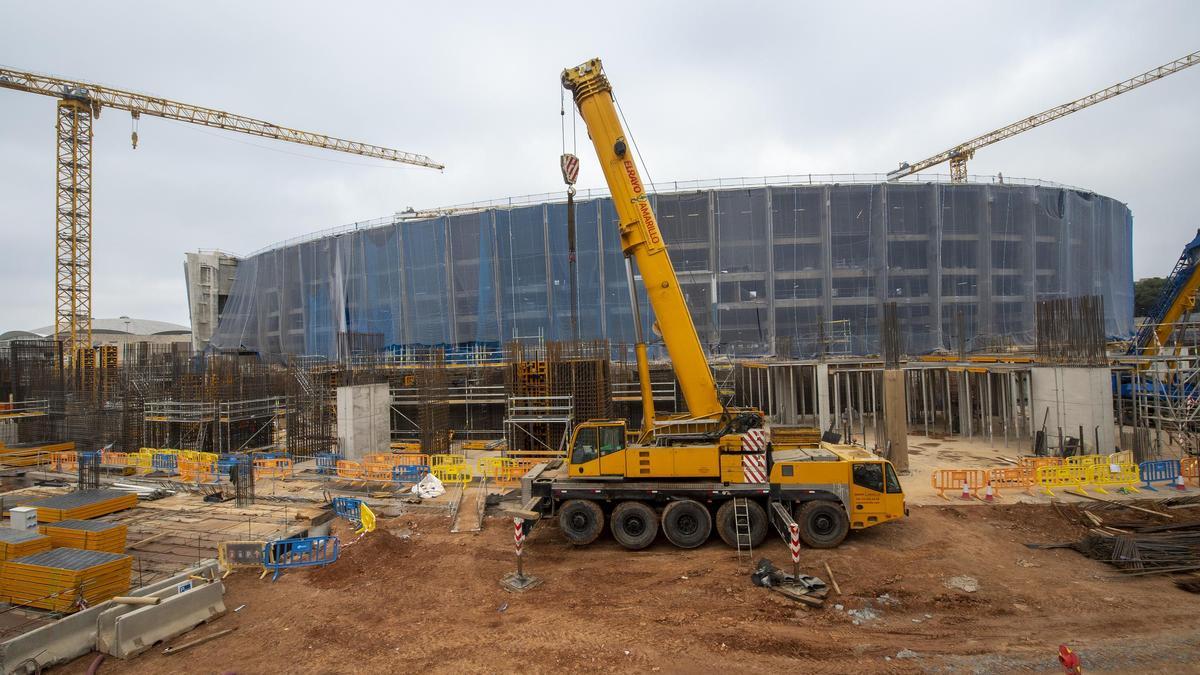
1029 367 1115 454
336 382 390 460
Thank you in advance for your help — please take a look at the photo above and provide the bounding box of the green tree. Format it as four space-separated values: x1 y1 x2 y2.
1134 277 1167 317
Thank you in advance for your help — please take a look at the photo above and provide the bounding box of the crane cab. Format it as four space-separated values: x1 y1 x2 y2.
568 421 628 477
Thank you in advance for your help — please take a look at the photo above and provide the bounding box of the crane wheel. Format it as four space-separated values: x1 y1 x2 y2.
714 499 767 549
558 499 604 546
661 499 712 549
795 500 849 548
610 501 659 550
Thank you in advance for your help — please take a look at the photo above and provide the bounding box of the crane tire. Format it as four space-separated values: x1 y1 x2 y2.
558 499 604 546
610 501 659 550
795 500 849 548
715 499 768 549
661 499 712 549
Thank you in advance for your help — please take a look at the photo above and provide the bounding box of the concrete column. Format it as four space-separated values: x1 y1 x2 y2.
882 369 909 473
336 382 390 460
816 362 831 433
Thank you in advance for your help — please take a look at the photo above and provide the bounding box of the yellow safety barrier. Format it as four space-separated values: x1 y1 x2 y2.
432 462 473 485
357 502 377 535
476 456 538 487
1109 450 1133 465
1065 454 1106 469
930 468 988 499
429 454 466 468
1086 463 1140 494
389 441 422 452
1181 456 1198 486
335 460 365 480
1035 465 1091 495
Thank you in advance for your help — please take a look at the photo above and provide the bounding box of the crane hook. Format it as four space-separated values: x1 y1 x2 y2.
130 110 140 149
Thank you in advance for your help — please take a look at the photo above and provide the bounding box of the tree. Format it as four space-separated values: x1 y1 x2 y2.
1134 277 1167 317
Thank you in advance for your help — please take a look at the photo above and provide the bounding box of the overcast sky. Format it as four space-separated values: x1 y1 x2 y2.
1 1 1197 333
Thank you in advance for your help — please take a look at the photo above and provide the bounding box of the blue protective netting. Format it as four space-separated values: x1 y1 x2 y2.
210 182 1134 361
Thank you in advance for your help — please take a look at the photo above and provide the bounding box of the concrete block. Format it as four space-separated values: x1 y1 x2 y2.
95 559 222 657
98 580 226 659
336 382 390 460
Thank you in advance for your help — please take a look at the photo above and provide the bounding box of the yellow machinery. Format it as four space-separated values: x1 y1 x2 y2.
0 67 443 361
887 50 1199 182
1129 230 1200 356
521 58 905 551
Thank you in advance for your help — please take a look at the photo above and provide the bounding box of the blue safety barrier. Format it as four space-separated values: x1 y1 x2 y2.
331 497 363 524
315 453 343 475
393 463 430 483
1140 459 1182 491
152 453 178 471
262 536 340 581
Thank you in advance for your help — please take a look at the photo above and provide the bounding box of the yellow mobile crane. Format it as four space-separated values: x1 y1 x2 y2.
521 59 905 551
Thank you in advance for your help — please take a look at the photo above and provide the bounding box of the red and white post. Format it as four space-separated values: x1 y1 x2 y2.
788 522 802 580
513 516 525 578
960 480 971 500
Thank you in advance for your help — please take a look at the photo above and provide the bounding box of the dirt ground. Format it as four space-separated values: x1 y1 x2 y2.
51 500 1200 674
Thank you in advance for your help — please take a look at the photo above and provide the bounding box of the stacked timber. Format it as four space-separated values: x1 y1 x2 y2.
0 529 52 560
39 520 127 554
21 490 138 522
0 548 132 612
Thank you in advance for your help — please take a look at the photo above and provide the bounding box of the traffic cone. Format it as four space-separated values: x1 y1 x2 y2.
1174 475 1187 491
984 483 995 502
960 480 971 500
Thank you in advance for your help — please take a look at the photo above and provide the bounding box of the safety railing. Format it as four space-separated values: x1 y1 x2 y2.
262 536 340 581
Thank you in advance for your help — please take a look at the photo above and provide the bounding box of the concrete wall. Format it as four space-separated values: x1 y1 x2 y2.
1029 367 1115 454
336 382 390 460
184 250 239 353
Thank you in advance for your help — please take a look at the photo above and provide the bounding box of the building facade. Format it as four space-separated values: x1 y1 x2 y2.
207 179 1134 361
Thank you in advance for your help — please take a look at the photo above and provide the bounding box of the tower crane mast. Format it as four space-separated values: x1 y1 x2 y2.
887 50 1199 182
0 66 443 360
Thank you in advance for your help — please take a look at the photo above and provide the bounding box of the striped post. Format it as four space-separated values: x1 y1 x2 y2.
788 522 801 580
513 517 525 578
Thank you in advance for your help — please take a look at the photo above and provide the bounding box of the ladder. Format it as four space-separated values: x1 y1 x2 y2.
733 497 753 568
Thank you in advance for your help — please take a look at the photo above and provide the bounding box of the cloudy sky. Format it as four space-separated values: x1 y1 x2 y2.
1 1 1197 332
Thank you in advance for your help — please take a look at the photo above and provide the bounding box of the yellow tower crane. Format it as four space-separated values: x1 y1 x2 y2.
887 49 1199 182
0 67 444 361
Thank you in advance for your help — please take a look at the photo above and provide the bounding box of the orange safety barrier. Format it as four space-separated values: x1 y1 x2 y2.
1182 457 1199 486
392 453 430 468
50 451 78 473
1018 456 1062 473
335 460 365 480
361 460 398 481
475 456 536 486
253 458 293 479
987 467 1034 493
390 441 422 452
178 458 219 483
930 468 988 499
101 451 131 467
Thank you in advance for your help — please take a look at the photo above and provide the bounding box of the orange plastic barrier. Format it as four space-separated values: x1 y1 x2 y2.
179 458 218 483
930 468 988 498
50 451 78 473
1018 457 1062 473
253 458 293 479
335 460 364 480
1182 456 1199 486
987 467 1034 493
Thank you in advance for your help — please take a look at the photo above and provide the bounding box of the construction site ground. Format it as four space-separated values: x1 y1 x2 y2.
52 496 1200 673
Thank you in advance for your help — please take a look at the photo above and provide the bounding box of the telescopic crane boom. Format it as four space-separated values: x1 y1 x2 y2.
562 58 724 422
0 66 443 359
887 50 1200 182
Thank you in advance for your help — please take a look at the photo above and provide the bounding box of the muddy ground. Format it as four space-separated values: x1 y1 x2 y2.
57 503 1200 674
